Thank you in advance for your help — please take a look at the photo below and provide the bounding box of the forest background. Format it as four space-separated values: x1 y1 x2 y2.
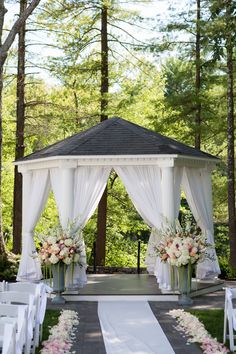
0 0 235 280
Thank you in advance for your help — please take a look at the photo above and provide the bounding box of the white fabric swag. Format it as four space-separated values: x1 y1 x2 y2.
50 166 111 288
17 169 51 281
181 167 221 279
115 165 183 289
115 166 167 284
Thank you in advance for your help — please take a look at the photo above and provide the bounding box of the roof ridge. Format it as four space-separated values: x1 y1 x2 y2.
117 118 213 158
116 118 163 142
67 118 118 154
18 118 117 161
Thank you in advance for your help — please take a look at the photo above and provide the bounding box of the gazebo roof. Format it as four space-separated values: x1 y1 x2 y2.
17 117 217 162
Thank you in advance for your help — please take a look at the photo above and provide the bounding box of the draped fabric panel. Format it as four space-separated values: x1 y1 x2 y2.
50 166 111 287
115 165 162 227
17 169 51 281
154 167 183 289
115 165 163 274
73 166 111 226
181 167 220 279
71 166 111 287
50 168 63 222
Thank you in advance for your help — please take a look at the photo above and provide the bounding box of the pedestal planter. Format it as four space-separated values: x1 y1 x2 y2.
52 262 66 304
178 264 193 306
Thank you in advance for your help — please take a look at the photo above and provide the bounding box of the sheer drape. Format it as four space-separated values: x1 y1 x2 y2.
17 169 51 281
50 166 111 287
154 167 183 289
71 166 111 286
115 165 162 273
182 167 220 279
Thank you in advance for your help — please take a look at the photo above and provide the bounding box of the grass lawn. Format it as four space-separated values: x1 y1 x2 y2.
189 309 232 353
36 309 61 354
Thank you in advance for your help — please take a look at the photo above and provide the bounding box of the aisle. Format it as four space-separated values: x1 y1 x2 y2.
98 301 175 354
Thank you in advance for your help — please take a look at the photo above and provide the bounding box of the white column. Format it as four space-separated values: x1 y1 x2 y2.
161 167 175 222
59 161 76 228
154 166 175 290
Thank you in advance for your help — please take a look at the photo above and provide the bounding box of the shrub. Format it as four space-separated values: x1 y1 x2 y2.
0 254 19 281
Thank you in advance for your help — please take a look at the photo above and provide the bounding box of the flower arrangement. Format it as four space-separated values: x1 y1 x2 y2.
168 309 229 354
41 309 79 354
155 219 211 267
38 223 83 266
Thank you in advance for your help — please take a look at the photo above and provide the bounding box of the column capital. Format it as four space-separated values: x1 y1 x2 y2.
18 165 32 174
58 159 77 169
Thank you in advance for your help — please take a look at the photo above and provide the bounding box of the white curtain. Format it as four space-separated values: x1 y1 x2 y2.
115 165 163 273
181 167 220 279
154 167 183 289
17 169 51 281
50 166 111 287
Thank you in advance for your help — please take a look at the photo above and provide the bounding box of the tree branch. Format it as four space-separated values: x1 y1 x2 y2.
0 0 41 66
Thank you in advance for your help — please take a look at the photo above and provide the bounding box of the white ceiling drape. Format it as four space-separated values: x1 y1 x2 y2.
182 167 221 278
17 169 51 282
50 166 111 287
115 165 169 286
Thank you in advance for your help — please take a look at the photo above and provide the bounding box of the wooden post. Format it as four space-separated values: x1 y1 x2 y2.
93 241 96 274
13 0 27 254
96 1 109 266
137 240 141 274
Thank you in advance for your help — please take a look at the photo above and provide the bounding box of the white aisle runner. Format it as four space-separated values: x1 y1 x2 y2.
98 301 175 354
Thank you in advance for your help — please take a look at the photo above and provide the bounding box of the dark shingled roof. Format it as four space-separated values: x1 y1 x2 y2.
17 117 217 161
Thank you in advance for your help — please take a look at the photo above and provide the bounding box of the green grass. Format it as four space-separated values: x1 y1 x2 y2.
35 309 61 354
189 309 224 343
188 309 232 353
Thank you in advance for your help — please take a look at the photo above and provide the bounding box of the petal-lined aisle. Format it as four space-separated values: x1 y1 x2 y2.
98 301 175 354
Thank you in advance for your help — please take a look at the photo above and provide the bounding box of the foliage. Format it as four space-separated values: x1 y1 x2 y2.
214 224 236 279
0 254 19 281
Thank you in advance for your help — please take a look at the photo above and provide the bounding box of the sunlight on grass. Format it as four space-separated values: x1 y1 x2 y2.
189 309 232 353
36 309 61 354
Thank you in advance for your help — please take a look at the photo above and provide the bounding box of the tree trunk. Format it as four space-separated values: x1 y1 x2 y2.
0 1 7 255
0 0 40 254
13 0 27 254
195 0 201 149
96 3 108 266
226 0 236 267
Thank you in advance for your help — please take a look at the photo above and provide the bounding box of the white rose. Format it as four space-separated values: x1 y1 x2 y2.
49 254 59 264
47 236 57 245
51 245 60 253
59 248 69 257
64 239 73 247
175 250 181 257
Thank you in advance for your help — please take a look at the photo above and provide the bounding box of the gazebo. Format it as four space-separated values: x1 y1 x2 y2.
14 117 220 289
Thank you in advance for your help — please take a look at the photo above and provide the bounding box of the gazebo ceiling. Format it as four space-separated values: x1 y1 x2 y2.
17 117 217 162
